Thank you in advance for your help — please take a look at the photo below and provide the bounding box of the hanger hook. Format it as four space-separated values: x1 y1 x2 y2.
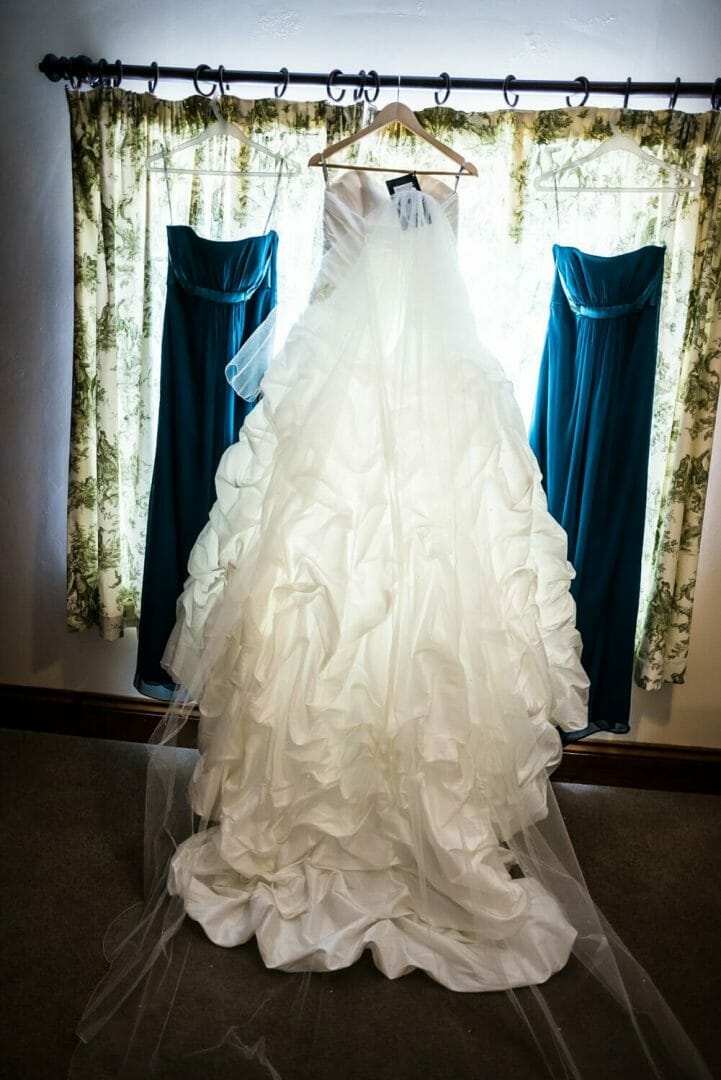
622 76 632 109
667 77 681 111
434 72 451 106
503 75 519 108
353 70 367 103
566 75 590 108
148 61 159 94
711 77 721 111
364 69 380 104
274 67 290 99
193 64 217 97
326 69 346 103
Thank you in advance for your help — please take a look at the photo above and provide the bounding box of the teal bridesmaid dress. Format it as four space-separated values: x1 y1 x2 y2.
135 225 278 700
529 244 665 740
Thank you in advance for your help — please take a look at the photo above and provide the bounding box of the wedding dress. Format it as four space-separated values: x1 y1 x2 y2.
160 171 589 991
74 172 710 1079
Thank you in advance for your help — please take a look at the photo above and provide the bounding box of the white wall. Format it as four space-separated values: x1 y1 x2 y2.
1 0 719 747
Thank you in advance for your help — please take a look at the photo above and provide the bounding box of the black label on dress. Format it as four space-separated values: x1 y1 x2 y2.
386 173 421 196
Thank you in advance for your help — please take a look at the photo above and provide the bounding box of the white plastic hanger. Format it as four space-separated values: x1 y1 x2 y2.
534 133 700 194
308 101 478 178
146 96 299 178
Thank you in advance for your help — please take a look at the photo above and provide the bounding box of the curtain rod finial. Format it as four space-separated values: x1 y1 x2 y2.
39 53 63 81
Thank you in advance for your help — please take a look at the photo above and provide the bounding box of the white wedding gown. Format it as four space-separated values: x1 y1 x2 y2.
161 172 590 993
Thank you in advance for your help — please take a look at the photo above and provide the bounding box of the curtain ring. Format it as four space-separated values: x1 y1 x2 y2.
327 69 346 103
66 56 82 90
88 57 101 88
274 67 290 99
503 75 519 108
112 59 123 88
69 54 92 89
193 64 217 97
434 72 451 106
148 61 159 94
364 69 380 103
711 77 721 111
94 57 108 87
668 77 681 110
622 76 632 109
566 75 590 108
217 66 227 94
353 70 367 103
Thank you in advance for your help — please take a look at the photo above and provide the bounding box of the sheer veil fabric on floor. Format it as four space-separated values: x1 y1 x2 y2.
71 177 711 1079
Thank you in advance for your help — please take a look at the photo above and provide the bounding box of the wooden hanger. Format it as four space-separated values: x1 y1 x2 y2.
308 101 478 177
534 133 700 194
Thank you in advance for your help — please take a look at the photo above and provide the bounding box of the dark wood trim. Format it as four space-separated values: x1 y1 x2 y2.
0 682 199 748
1 683 719 793
553 738 720 793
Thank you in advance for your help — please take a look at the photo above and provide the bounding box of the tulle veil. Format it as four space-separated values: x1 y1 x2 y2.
70 185 711 1079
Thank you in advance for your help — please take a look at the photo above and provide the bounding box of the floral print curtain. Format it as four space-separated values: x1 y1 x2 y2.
66 89 720 692
66 90 364 638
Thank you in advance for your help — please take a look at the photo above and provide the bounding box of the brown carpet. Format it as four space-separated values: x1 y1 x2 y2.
1 728 718 1079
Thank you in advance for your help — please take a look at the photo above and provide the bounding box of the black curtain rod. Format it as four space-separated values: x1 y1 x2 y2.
39 54 721 109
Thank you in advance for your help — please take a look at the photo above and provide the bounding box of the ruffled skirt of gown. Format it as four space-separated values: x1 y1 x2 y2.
162 189 590 993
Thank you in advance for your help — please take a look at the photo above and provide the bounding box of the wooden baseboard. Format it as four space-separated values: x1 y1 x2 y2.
0 683 198 749
553 738 720 792
1 682 719 793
